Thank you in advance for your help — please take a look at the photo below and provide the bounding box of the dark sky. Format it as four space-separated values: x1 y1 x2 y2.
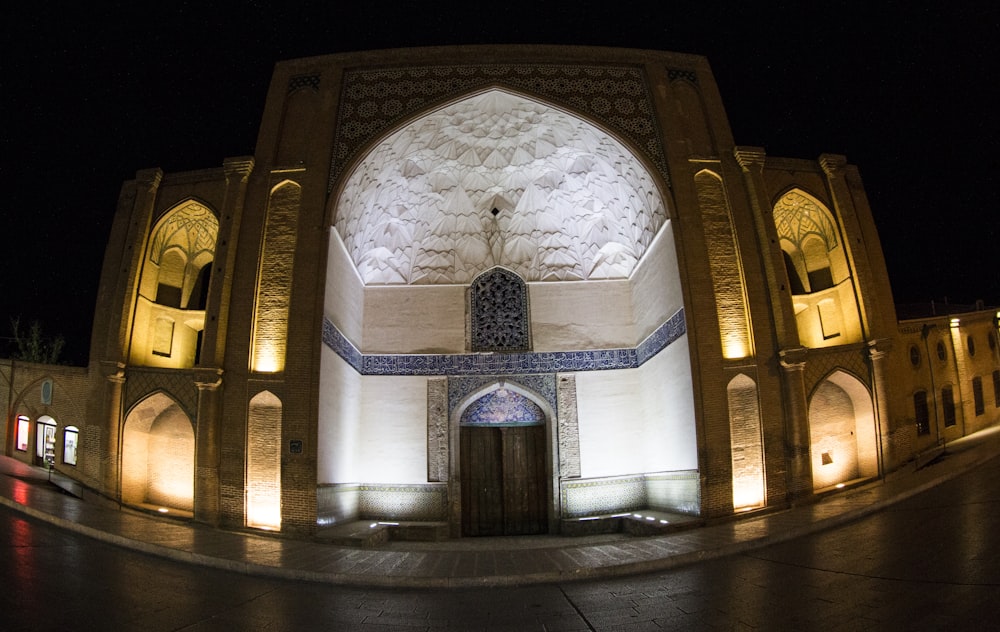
3 2 998 365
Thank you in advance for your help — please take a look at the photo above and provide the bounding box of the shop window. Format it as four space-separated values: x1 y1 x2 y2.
36 417 57 464
63 426 79 466
942 386 956 427
913 391 930 436
16 415 30 452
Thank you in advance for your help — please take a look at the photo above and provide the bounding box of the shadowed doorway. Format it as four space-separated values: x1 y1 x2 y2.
460 386 547 536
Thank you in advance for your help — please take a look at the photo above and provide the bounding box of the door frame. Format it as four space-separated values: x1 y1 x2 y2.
448 380 559 537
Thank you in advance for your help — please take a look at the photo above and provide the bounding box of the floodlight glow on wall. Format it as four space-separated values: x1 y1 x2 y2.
251 181 301 374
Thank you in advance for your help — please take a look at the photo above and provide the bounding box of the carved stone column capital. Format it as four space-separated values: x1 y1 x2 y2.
779 347 809 371
99 360 126 382
867 338 893 361
734 146 766 172
223 156 255 179
819 153 847 177
134 167 163 190
193 367 224 390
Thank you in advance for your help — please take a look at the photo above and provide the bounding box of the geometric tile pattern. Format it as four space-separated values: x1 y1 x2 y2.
123 368 198 420
470 267 530 351
321 307 685 377
561 474 646 518
426 378 448 482
358 483 447 521
557 374 581 478
459 388 545 426
773 190 839 252
329 63 669 192
448 375 556 417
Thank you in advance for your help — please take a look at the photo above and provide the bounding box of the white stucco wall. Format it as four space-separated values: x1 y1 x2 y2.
355 376 429 483
317 346 362 484
637 335 697 472
326 233 365 343
630 221 684 342
575 333 695 478
529 280 634 350
362 285 466 353
318 351 429 485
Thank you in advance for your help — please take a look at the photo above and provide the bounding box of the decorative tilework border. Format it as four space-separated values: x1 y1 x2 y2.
322 308 685 377
560 469 700 517
124 368 198 420
448 374 557 416
329 63 670 192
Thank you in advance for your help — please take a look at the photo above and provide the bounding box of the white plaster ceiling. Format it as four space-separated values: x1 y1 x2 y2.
334 89 667 285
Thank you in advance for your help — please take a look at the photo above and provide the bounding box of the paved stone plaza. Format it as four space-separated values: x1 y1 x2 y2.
3 426 998 629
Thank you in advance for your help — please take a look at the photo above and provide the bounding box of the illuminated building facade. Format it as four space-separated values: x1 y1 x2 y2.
4 46 998 538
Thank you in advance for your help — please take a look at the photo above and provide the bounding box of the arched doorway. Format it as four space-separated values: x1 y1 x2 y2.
808 370 878 490
459 384 548 536
121 392 195 514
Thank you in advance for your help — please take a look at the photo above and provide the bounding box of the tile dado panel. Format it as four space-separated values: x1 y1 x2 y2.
322 308 686 377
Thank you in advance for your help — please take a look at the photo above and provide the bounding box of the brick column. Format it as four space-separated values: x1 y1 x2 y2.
867 339 893 473
101 361 125 497
779 347 812 501
733 147 798 347
194 368 224 525
819 154 873 339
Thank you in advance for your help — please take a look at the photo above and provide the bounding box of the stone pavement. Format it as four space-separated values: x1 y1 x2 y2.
2 425 999 589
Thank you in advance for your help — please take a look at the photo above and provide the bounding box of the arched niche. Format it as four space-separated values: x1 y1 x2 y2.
121 392 195 514
773 189 862 348
454 381 553 536
728 374 764 510
333 87 668 286
807 370 878 490
468 266 530 352
130 200 218 368
247 390 282 530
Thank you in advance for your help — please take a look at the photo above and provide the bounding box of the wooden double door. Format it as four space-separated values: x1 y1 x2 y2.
460 424 547 536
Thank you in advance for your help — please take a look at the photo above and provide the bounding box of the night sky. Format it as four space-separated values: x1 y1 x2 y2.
4 3 998 365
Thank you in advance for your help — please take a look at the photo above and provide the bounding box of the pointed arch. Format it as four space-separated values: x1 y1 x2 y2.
251 180 301 373
146 200 219 308
807 369 878 490
122 391 195 513
773 188 862 348
469 266 530 352
695 169 752 359
333 87 669 284
130 199 218 367
728 374 764 509
247 390 282 530
454 380 552 536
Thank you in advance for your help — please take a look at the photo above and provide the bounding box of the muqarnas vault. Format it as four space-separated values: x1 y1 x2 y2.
38 45 997 538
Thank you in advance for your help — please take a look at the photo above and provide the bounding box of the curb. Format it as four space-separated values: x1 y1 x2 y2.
2 446 998 588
